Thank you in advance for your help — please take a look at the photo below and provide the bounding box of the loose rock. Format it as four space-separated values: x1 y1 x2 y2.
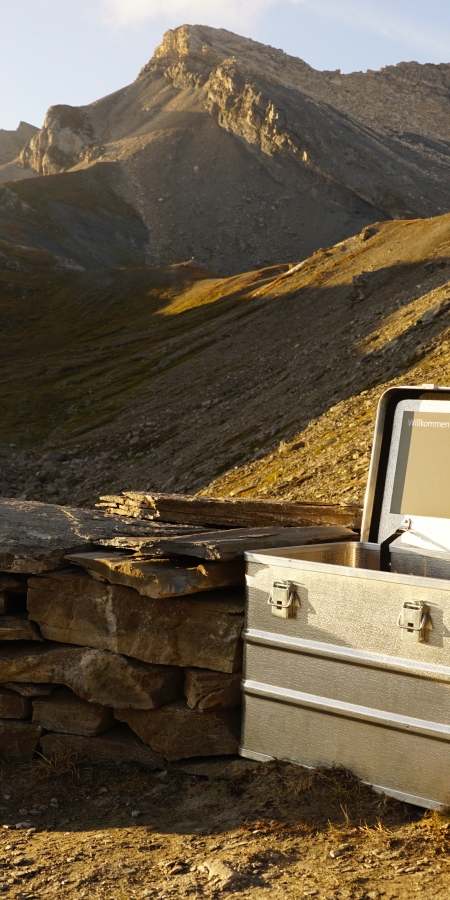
115 701 241 760
32 687 114 736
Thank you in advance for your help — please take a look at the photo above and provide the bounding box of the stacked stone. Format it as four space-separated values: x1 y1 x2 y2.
0 496 354 768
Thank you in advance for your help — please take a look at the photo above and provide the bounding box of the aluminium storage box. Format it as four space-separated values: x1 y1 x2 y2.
241 385 450 809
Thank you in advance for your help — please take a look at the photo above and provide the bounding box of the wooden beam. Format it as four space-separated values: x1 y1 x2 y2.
97 492 362 531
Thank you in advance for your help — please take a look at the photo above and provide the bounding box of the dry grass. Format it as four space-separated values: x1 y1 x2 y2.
20 743 83 782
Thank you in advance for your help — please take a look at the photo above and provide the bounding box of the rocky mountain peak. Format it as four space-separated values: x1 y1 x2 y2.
144 24 450 141
142 23 314 88
4 24 450 275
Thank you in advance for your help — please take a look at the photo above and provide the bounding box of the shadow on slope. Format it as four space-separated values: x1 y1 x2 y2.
0 163 148 269
2 215 450 507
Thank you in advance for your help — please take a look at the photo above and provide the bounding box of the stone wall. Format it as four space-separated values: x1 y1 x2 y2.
0 495 354 768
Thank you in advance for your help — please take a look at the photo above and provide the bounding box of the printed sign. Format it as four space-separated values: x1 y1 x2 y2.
391 411 450 518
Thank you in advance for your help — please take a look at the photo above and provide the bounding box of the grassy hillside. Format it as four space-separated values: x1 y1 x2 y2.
1 212 450 506
203 217 450 506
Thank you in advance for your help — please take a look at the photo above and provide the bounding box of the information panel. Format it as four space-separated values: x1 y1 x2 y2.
391 411 450 518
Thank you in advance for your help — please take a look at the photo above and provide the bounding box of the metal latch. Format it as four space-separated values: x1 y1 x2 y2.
267 581 298 619
397 600 429 642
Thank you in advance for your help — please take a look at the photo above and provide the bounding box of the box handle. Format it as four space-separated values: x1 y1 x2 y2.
267 587 296 609
396 600 429 642
267 581 299 619
396 611 427 633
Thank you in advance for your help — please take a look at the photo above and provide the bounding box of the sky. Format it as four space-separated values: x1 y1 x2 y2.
1 0 449 131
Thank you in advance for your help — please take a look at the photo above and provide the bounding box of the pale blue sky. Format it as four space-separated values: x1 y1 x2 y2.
1 0 449 131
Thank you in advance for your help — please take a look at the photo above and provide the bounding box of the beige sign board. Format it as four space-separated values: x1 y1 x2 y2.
391 412 450 519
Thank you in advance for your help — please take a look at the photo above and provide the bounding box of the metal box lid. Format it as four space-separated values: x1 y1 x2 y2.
362 384 450 553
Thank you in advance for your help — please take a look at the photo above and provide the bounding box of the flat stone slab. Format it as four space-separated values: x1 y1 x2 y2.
40 725 164 770
0 720 43 762
129 525 355 560
115 701 241 760
0 498 206 573
28 570 244 672
1 682 54 697
0 642 184 709
0 616 42 641
32 687 115 736
66 551 243 598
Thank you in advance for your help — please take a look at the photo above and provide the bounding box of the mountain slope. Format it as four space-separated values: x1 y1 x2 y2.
3 26 450 273
0 165 148 269
1 213 450 506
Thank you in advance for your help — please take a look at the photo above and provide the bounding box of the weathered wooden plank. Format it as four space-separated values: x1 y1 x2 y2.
0 616 43 641
115 701 241 760
0 721 43 762
184 669 242 710
40 725 164 770
0 498 206 573
127 525 355 561
97 492 362 530
65 552 243 598
0 686 31 719
27 570 244 673
0 643 184 709
32 687 114 736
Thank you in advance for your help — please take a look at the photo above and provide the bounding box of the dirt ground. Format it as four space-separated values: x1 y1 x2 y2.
1 754 449 899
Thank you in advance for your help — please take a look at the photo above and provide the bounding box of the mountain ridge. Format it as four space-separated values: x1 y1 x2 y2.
0 121 38 166
3 25 450 273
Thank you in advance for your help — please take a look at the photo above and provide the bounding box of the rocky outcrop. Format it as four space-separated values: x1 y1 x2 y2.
0 121 38 166
19 105 95 175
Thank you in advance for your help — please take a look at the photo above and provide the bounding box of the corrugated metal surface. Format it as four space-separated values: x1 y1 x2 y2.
241 545 450 809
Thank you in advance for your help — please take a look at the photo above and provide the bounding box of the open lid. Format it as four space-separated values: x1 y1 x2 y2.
361 384 450 552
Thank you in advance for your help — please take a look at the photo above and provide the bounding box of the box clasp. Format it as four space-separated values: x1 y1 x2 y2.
267 581 299 619
397 600 429 642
